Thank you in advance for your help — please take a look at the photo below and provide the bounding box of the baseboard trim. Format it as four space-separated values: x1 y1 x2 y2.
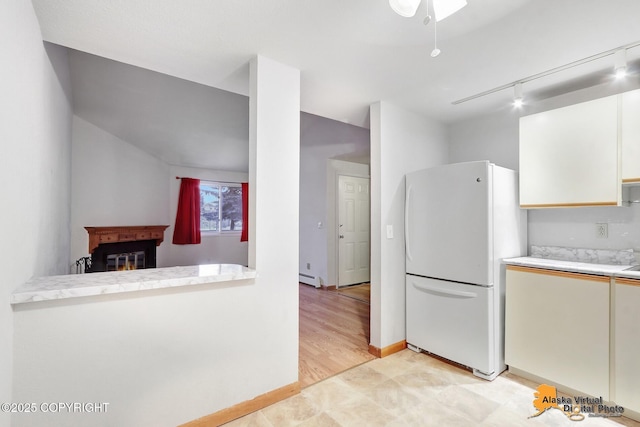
180 381 300 427
368 340 406 358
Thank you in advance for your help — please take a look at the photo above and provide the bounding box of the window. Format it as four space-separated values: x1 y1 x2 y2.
200 182 243 233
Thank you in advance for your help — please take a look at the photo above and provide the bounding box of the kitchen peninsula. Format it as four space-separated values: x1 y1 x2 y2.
10 264 257 427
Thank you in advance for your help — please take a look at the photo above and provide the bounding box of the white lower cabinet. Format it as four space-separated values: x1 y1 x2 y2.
613 278 640 413
505 266 610 399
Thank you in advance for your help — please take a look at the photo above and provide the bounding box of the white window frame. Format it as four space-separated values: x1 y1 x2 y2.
199 181 243 235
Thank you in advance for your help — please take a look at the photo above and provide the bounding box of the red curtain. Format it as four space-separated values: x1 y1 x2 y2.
173 178 201 245
241 182 249 242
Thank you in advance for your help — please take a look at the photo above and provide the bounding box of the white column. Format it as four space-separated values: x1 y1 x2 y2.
248 55 300 381
370 101 448 350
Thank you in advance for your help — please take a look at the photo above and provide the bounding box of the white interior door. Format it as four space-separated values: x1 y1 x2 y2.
338 175 370 287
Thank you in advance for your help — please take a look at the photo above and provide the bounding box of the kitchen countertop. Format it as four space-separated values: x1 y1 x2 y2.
11 264 257 304
503 256 639 278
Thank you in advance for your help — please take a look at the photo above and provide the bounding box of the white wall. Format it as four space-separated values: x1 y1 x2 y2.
0 3 73 421
370 102 448 349
70 116 170 265
10 55 300 427
449 83 640 253
299 112 370 286
163 165 248 267
449 111 520 171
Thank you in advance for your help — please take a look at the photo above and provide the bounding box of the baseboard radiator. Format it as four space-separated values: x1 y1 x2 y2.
299 273 319 288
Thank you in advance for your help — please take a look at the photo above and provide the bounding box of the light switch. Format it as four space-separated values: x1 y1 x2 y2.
386 225 394 239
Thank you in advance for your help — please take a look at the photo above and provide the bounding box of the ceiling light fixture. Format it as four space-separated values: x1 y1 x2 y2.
390 0 467 20
389 0 422 18
452 40 640 105
433 0 467 21
513 83 524 108
614 49 627 79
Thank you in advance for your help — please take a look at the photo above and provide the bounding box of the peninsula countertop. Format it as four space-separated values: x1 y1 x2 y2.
11 264 257 304
503 256 639 277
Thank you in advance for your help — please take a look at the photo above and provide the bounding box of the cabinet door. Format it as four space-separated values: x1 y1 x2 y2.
613 278 640 412
519 95 620 208
622 89 640 183
505 266 609 398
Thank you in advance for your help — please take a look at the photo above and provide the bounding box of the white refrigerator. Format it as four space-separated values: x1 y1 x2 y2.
405 161 527 380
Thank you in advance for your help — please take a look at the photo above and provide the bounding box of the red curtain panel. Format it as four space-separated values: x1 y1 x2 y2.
173 178 202 245
241 182 248 242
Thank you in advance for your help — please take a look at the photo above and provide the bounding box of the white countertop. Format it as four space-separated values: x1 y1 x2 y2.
503 256 638 277
11 264 257 304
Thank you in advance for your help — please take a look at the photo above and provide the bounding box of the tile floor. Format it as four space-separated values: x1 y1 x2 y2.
224 349 640 427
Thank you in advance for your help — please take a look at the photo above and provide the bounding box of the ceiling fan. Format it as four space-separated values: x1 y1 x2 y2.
388 0 467 21
389 0 467 57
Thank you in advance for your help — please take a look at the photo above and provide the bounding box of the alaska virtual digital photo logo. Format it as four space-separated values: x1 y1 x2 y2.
529 384 625 422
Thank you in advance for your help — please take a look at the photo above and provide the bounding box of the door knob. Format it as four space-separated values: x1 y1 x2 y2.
339 235 344 239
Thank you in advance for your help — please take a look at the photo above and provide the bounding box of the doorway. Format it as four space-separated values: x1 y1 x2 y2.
337 175 370 288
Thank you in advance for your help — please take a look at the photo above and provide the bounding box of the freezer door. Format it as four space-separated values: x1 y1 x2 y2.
405 161 492 285
406 275 494 373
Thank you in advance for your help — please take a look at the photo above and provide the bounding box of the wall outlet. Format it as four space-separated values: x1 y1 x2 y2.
306 262 311 270
596 223 608 239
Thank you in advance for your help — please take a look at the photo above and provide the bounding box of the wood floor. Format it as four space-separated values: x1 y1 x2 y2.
333 283 370 303
299 283 375 388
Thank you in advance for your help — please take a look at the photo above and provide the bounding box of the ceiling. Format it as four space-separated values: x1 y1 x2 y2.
68 49 250 171
31 0 640 168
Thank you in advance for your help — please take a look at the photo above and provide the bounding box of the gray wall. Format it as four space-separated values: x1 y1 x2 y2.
0 4 74 420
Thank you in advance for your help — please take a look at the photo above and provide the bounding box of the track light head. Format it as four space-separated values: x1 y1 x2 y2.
614 49 627 79
513 83 524 108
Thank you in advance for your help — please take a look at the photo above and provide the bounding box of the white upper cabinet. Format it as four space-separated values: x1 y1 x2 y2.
621 89 640 183
519 95 620 208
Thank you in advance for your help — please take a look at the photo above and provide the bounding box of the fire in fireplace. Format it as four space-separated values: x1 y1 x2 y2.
107 251 146 271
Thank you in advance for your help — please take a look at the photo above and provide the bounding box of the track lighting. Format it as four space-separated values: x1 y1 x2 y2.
452 40 640 106
614 49 627 79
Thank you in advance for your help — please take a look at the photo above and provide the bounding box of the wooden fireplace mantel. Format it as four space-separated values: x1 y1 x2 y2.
85 225 169 254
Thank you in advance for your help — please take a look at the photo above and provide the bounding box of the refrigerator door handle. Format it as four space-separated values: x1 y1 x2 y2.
405 184 413 262
412 281 478 299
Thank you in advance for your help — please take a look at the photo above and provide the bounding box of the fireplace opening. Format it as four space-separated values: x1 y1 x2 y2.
89 240 157 273
107 251 146 271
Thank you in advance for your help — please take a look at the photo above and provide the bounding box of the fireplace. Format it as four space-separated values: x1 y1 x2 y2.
85 226 169 273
